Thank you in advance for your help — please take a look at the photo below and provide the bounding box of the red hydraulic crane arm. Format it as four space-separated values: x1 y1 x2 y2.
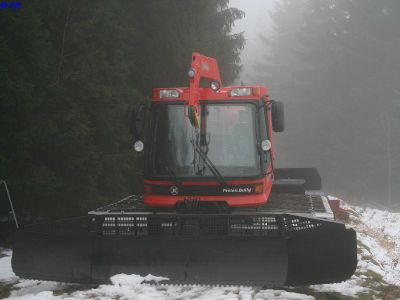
187 52 222 128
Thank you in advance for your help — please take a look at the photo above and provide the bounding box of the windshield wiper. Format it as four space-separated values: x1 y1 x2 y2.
164 165 180 186
190 140 227 186
157 157 180 186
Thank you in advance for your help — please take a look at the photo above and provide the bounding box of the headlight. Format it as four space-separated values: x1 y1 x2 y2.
210 81 221 91
188 68 196 78
261 140 272 151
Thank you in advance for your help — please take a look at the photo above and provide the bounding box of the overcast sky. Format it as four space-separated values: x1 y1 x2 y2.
229 0 278 83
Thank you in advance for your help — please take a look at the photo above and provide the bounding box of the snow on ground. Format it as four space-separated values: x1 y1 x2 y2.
63 274 314 300
307 200 400 298
311 274 371 297
0 249 15 283
1 203 400 299
350 206 400 286
0 270 313 300
8 281 65 299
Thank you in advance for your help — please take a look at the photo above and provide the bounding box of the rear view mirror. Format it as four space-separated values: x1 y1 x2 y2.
271 101 285 132
130 104 147 151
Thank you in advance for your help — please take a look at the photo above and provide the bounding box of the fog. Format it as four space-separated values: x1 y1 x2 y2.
230 0 400 209
1 1 399 220
230 0 276 84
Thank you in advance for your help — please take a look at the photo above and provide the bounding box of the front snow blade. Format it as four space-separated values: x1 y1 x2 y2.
12 214 357 286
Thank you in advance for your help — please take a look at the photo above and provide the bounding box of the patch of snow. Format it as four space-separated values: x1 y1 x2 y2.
0 248 17 283
10 281 65 298
7 291 59 300
253 290 314 299
110 273 169 285
353 207 400 286
69 275 314 300
4 273 315 300
357 208 400 250
311 275 370 296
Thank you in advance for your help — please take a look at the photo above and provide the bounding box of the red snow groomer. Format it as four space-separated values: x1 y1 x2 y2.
12 53 357 287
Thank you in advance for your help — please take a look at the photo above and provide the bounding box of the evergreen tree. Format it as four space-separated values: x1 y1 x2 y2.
256 0 400 205
0 0 244 218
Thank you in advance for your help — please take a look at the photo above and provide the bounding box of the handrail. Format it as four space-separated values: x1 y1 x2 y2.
0 179 19 229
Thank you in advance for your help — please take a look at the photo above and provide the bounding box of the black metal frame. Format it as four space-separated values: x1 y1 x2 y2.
88 211 342 238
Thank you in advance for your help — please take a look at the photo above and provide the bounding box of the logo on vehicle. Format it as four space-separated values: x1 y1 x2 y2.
169 186 179 196
222 187 252 193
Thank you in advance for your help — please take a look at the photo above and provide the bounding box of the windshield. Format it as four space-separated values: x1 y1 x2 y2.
147 103 261 178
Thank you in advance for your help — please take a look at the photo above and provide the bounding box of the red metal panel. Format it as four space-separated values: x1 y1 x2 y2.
143 174 273 207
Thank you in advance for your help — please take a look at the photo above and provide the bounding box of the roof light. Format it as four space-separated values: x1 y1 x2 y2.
229 87 252 97
159 89 180 98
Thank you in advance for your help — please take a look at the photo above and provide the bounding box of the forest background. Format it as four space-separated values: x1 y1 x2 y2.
1 0 399 220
